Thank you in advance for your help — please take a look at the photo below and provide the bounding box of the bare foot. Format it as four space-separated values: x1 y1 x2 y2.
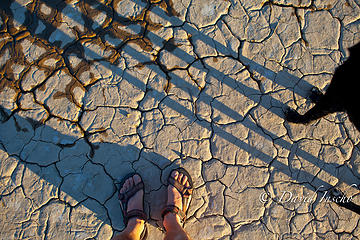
119 174 144 214
115 174 145 240
164 170 190 227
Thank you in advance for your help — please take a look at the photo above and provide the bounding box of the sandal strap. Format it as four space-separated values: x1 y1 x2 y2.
161 205 186 222
125 209 147 223
168 177 193 197
119 182 144 203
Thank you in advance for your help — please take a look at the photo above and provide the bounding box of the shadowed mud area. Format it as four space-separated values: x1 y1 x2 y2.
1 0 360 239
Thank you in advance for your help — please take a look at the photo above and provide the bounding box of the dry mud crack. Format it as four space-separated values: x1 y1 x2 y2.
1 0 360 239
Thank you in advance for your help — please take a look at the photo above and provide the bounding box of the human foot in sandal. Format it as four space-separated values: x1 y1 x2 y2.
162 168 193 240
112 174 147 240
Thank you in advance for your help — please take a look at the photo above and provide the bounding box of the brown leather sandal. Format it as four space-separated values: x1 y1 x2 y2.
119 173 148 240
161 168 194 224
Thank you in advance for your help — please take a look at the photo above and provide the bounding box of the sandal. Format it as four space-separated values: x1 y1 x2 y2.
118 173 148 240
161 167 194 224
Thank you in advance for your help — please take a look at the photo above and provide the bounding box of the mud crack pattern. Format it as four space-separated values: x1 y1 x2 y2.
1 0 360 239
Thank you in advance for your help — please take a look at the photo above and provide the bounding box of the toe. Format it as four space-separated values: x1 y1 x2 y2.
119 186 125 194
171 170 179 180
181 175 188 186
122 180 128 192
178 173 184 183
129 176 135 188
125 178 131 190
120 177 131 194
133 174 142 185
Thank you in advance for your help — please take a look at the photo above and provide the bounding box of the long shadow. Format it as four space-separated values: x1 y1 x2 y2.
9 0 354 188
0 0 358 229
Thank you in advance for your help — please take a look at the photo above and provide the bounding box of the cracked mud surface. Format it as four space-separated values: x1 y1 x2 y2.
1 0 360 239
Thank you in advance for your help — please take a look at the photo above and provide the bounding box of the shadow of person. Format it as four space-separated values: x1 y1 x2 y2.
285 42 360 131
0 109 184 238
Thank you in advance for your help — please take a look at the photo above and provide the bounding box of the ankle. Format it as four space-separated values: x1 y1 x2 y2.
123 218 145 236
163 212 182 231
